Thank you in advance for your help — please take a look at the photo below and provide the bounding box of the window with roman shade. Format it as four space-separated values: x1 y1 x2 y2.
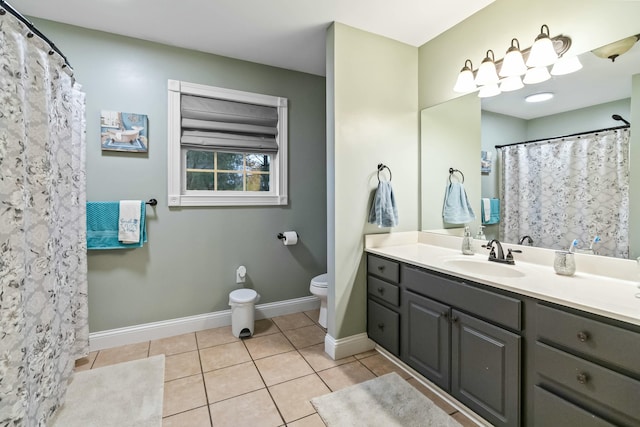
168 79 288 207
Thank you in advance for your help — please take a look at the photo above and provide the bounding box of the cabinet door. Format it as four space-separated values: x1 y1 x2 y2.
402 290 450 391
451 310 521 427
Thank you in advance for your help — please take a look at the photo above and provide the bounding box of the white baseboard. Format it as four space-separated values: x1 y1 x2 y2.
89 296 320 352
324 332 375 360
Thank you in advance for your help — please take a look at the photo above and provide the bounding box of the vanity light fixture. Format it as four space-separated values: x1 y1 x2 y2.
525 92 554 103
478 83 501 98
475 50 500 86
500 39 528 77
551 55 583 76
523 66 551 85
453 59 477 93
526 25 558 67
500 75 524 92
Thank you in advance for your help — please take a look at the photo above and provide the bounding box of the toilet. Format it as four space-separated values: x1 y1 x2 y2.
309 273 328 328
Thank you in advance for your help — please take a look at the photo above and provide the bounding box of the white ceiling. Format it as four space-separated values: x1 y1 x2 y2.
8 0 495 76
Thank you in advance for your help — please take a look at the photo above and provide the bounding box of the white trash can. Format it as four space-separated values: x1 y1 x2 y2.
229 289 260 338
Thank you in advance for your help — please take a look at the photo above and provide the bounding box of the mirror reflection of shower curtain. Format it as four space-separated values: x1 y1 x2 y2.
499 128 630 258
0 12 88 426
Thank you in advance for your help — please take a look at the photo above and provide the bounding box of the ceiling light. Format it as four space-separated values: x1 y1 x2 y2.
478 83 501 98
551 55 583 76
453 59 477 93
526 25 558 67
523 66 551 85
525 92 554 103
500 39 527 77
591 34 639 62
500 75 524 92
475 50 499 86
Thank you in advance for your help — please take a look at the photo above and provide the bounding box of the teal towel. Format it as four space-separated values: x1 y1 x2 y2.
86 201 147 249
368 181 399 228
442 182 476 224
482 198 500 225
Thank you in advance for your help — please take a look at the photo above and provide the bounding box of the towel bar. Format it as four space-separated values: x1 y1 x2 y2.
377 163 392 182
449 168 464 184
146 199 157 206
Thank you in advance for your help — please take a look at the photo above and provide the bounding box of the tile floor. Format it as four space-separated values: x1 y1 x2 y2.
75 309 477 427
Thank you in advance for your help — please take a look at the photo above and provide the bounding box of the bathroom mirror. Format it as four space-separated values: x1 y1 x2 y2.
421 32 639 259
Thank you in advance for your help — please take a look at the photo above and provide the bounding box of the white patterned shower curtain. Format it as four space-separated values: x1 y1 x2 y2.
499 128 630 258
0 10 88 427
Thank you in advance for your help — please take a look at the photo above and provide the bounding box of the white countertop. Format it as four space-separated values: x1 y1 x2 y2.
365 232 640 326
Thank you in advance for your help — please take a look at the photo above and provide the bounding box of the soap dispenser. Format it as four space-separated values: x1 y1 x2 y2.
475 225 486 242
462 226 474 255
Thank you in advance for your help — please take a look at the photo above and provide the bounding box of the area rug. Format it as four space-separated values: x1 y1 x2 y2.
311 372 463 427
50 355 165 427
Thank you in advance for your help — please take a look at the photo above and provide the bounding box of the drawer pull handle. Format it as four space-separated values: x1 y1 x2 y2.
576 372 589 384
451 315 459 323
377 323 385 331
442 312 449 319
577 331 589 342
377 265 386 272
377 287 385 294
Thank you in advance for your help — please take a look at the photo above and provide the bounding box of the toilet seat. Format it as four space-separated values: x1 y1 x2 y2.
311 273 328 288
229 288 258 304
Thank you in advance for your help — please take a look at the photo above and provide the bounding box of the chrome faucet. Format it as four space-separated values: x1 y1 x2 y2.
519 235 534 246
482 239 522 265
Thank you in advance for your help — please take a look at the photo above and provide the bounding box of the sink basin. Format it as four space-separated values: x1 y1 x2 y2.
443 259 526 278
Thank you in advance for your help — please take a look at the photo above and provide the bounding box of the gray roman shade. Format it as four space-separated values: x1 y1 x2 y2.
180 95 279 153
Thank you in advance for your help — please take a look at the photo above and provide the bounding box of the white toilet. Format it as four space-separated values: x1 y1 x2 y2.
309 273 328 328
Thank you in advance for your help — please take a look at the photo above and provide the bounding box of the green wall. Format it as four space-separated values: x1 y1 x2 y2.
327 23 419 339
33 18 327 332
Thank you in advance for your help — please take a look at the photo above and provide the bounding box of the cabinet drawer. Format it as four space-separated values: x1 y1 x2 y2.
403 265 521 330
367 275 399 306
534 386 615 427
367 299 399 356
536 342 640 422
367 255 399 283
537 304 640 376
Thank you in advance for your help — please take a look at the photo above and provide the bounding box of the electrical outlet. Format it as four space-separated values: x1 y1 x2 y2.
236 265 247 284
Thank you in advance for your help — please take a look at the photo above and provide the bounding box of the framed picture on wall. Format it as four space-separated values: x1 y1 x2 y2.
100 111 149 152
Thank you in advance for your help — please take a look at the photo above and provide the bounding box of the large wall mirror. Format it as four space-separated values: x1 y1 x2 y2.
422 32 639 259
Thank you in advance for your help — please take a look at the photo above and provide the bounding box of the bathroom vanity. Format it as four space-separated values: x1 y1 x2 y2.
365 232 640 427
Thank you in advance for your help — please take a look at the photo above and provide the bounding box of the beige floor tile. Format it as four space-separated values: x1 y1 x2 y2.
244 332 295 360
255 350 314 386
252 318 280 337
163 374 207 417
303 309 321 325
452 411 481 427
269 374 330 423
283 325 326 349
406 378 457 415
74 351 98 372
162 406 211 427
272 312 315 331
199 341 251 372
359 354 412 379
165 350 202 381
317 361 375 391
287 413 326 427
298 343 356 372
203 361 265 403
92 342 149 368
150 333 198 356
196 326 239 349
209 388 283 427
353 349 378 359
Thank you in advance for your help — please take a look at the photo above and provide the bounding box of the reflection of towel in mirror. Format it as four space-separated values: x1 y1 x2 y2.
481 198 500 225
443 182 476 224
368 181 399 228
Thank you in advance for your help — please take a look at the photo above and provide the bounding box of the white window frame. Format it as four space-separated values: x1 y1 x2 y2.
168 79 288 206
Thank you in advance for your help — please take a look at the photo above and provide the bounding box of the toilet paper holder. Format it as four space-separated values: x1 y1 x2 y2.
277 232 299 240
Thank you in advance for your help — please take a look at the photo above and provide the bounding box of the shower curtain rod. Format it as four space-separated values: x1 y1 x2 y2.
494 124 630 149
0 0 72 71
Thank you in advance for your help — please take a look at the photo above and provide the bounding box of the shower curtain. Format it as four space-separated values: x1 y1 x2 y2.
499 128 630 258
0 11 88 426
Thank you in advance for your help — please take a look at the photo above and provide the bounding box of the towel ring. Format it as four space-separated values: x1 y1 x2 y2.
449 168 464 184
377 163 392 182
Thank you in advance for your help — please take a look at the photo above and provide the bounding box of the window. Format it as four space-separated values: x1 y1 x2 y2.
168 80 288 206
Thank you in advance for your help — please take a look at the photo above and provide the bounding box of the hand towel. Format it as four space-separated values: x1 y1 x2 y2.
442 182 476 224
482 198 491 222
368 181 399 228
119 200 142 243
481 198 501 225
86 201 147 249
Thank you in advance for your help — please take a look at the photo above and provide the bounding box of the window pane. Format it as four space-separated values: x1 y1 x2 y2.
186 150 214 169
187 172 214 190
218 152 243 171
218 173 243 191
247 173 270 191
246 154 271 172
